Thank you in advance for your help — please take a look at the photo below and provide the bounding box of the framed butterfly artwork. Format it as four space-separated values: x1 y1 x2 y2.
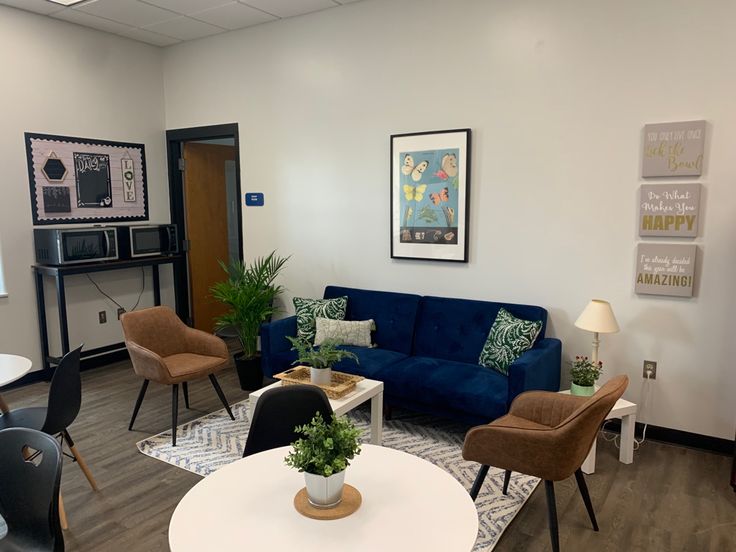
390 129 471 262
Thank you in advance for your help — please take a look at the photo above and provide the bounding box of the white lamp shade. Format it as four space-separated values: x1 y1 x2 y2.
574 299 620 334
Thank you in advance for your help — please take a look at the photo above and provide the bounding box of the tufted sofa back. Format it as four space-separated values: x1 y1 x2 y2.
412 296 548 364
323 286 421 354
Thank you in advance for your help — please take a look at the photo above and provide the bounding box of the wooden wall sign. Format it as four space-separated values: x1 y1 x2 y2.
635 243 697 297
25 132 148 225
642 120 705 177
639 183 701 237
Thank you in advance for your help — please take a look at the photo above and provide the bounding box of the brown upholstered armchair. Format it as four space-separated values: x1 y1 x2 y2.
120 306 235 445
463 375 628 552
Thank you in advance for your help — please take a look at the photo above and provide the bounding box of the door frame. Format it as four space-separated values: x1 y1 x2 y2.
166 123 242 325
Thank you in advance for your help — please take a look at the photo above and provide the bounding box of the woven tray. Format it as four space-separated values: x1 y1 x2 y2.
274 366 364 399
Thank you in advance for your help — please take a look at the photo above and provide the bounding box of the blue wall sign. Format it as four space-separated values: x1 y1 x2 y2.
245 192 264 206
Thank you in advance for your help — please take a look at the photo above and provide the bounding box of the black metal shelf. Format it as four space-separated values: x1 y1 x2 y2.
32 255 184 370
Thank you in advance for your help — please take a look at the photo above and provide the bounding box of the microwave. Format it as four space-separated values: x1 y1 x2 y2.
34 227 118 265
118 224 179 258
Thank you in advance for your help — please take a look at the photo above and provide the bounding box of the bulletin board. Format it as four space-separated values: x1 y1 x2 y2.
25 132 149 225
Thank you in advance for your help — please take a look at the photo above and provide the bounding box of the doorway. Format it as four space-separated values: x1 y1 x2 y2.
166 124 242 332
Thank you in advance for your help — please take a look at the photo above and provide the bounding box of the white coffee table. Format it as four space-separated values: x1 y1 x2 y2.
560 390 637 474
0 354 33 414
249 377 384 445
169 444 479 552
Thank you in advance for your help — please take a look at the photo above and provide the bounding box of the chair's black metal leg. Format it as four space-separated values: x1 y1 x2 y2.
171 384 179 447
545 480 560 552
575 468 599 531
209 374 235 420
503 469 512 495
128 380 149 431
182 381 190 409
469 464 490 501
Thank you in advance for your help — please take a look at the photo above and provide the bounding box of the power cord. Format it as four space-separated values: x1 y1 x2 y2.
86 267 145 314
601 370 652 451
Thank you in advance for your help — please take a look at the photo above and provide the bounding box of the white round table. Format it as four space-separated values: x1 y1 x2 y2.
0 354 32 413
169 444 479 552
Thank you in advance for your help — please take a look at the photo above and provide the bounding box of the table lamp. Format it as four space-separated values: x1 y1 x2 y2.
574 299 620 364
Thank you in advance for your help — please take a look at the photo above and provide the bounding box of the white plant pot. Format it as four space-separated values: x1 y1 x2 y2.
304 469 345 508
310 366 332 386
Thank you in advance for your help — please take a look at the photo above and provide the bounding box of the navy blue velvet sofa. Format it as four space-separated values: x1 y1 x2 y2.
260 286 561 425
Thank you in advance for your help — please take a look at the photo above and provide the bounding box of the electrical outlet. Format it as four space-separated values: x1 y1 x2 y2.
643 360 657 379
98 311 107 324
117 307 126 320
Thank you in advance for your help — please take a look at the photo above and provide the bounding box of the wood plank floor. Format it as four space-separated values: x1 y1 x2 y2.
3 360 735 551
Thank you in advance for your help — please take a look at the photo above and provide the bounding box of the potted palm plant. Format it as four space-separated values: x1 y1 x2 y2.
210 251 289 390
570 356 603 396
285 411 362 508
286 336 359 385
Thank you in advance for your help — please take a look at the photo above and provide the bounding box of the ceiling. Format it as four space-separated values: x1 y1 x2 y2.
0 0 361 46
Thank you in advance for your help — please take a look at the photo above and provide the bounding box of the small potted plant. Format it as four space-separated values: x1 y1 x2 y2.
570 356 603 396
286 336 359 385
285 411 362 508
210 251 289 390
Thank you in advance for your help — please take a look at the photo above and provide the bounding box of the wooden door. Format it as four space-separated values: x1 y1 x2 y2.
183 143 236 332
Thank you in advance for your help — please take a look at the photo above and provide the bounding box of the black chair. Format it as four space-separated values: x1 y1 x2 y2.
243 385 333 457
0 427 64 552
0 345 97 529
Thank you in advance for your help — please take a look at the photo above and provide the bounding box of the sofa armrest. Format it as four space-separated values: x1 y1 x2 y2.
260 316 297 376
507 338 561 407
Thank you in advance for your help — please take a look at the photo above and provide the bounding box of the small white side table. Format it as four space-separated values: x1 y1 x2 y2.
560 390 637 474
249 378 384 445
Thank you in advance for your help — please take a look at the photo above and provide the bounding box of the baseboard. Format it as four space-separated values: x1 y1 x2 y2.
4 349 130 389
604 419 734 455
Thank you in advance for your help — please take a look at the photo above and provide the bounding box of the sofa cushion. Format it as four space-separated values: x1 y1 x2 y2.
293 296 347 343
324 286 421 355
333 346 409 379
412 296 548 364
479 308 542 376
376 356 509 420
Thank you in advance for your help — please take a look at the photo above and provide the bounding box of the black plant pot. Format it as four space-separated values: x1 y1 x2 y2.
234 352 263 391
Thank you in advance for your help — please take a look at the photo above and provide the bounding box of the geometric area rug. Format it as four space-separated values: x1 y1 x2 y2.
137 400 539 551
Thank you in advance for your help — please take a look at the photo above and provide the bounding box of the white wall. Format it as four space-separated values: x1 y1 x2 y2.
162 0 736 440
0 7 171 369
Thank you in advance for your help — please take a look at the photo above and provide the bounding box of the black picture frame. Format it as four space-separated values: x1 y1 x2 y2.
25 132 149 225
390 128 471 262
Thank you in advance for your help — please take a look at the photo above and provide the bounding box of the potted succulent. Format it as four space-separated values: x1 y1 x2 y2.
285 411 362 508
210 251 289 390
286 336 359 385
570 356 603 396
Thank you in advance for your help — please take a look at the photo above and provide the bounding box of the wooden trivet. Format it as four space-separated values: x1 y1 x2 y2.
293 484 362 520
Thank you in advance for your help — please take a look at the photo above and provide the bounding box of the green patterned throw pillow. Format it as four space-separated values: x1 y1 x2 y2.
293 296 348 344
479 308 542 376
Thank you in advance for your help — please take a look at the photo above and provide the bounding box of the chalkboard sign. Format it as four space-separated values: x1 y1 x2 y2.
25 133 148 225
74 152 112 208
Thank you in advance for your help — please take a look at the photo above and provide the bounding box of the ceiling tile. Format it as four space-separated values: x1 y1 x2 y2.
75 0 178 27
238 0 337 18
52 9 136 35
191 2 275 30
143 15 225 40
140 0 231 16
119 27 181 46
0 0 67 15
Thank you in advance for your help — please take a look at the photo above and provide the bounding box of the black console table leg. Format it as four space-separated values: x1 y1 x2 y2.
56 274 70 355
153 265 161 306
34 271 51 371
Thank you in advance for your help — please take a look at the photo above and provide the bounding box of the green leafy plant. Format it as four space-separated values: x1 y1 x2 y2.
209 251 290 359
285 412 362 477
571 356 603 387
286 336 359 370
